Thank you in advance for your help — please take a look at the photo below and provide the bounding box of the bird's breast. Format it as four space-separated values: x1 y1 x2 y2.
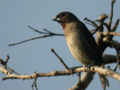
65 32 93 65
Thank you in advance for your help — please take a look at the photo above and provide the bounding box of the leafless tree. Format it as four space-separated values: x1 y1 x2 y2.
0 0 120 90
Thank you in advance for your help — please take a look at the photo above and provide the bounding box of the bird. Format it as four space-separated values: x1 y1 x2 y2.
53 11 103 66
52 11 109 89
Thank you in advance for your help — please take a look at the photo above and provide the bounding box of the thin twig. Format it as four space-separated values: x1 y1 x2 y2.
0 55 10 66
103 23 111 31
27 26 64 36
8 34 64 46
84 17 98 28
0 56 20 75
8 26 64 46
112 19 120 31
8 35 51 46
102 32 120 36
51 48 70 70
5 55 10 65
108 0 116 28
28 25 48 34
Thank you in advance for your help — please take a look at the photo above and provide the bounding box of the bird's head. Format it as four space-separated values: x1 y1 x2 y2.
53 11 79 28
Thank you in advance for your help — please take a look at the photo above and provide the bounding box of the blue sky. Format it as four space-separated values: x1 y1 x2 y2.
0 0 120 90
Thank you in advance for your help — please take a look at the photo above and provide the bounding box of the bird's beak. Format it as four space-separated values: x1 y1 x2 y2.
52 16 57 21
52 16 60 22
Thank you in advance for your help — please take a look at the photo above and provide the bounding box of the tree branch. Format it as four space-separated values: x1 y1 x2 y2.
1 66 120 81
8 26 64 46
108 0 116 28
51 48 70 70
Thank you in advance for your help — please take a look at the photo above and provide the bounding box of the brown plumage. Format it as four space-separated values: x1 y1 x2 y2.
53 11 103 65
53 11 109 90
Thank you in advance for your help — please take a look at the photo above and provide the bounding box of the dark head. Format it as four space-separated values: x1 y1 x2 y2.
53 11 79 24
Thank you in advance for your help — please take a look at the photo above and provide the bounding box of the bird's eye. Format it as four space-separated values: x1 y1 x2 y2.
61 14 65 17
59 13 66 18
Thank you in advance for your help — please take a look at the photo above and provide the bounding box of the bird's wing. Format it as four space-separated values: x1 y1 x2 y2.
79 22 102 64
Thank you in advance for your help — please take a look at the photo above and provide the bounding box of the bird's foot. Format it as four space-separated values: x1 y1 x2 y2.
82 64 96 71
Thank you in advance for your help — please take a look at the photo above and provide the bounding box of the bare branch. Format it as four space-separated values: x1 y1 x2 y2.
0 66 11 75
51 48 70 70
8 33 64 46
8 35 53 46
2 66 120 81
108 0 116 28
0 55 10 67
8 26 64 46
103 22 111 31
28 25 48 34
102 32 120 36
84 17 98 28
112 19 120 31
96 14 108 22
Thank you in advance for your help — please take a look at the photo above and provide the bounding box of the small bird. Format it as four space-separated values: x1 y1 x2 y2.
53 11 103 66
53 11 109 89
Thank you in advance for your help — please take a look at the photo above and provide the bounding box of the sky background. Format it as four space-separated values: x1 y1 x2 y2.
0 0 120 90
